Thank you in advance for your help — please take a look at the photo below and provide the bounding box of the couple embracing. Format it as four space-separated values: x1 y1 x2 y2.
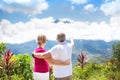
32 32 74 80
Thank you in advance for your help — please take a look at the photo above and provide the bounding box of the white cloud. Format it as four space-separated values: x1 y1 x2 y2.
0 17 120 44
110 15 120 40
0 0 48 15
69 0 88 4
4 0 31 4
84 4 97 12
100 0 120 16
110 14 120 27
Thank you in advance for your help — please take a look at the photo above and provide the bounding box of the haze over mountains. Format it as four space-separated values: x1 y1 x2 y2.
6 39 116 64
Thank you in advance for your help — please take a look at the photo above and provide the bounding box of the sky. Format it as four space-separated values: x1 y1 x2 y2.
0 0 120 44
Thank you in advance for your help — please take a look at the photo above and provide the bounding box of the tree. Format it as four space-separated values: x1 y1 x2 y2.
0 42 7 78
0 42 6 56
112 41 120 66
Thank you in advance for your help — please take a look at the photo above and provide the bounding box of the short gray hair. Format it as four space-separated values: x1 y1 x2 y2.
57 32 66 42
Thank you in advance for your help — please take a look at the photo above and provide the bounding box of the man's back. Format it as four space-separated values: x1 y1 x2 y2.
48 42 73 78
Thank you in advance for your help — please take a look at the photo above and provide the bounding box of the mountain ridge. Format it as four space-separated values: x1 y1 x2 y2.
6 39 116 55
6 39 116 64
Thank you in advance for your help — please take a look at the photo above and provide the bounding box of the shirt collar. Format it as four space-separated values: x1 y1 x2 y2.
59 42 66 44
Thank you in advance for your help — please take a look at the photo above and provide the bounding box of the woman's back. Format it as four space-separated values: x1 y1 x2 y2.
34 47 49 73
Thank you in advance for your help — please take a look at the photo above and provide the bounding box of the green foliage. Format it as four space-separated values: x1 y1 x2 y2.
73 61 120 80
112 41 120 66
49 66 54 80
14 54 33 80
0 52 33 80
72 42 120 80
0 50 17 80
73 62 103 80
0 42 6 56
0 42 120 80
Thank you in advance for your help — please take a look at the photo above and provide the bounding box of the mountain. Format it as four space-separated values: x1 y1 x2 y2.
53 19 72 24
6 40 116 64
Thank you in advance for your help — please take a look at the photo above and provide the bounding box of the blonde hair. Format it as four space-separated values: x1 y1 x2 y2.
37 34 47 45
57 32 66 42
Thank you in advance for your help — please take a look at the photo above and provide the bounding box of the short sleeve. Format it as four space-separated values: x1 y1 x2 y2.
48 46 58 58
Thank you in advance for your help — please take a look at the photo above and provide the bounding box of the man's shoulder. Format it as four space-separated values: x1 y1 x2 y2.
66 43 70 45
54 44 61 47
51 44 63 50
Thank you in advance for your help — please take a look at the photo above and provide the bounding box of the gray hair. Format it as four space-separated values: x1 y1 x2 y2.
57 32 66 42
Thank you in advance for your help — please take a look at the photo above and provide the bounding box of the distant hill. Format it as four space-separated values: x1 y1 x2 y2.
53 19 72 24
6 40 116 64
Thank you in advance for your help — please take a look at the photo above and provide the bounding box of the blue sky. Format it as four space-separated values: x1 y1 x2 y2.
0 0 108 23
0 0 120 43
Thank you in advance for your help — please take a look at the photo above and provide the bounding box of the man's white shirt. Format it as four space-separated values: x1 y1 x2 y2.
48 42 73 78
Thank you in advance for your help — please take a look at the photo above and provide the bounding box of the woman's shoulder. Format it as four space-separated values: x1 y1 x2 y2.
35 47 46 52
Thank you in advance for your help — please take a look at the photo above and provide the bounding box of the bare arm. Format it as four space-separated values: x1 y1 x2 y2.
33 52 70 65
33 52 50 59
44 54 70 65
70 39 74 47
